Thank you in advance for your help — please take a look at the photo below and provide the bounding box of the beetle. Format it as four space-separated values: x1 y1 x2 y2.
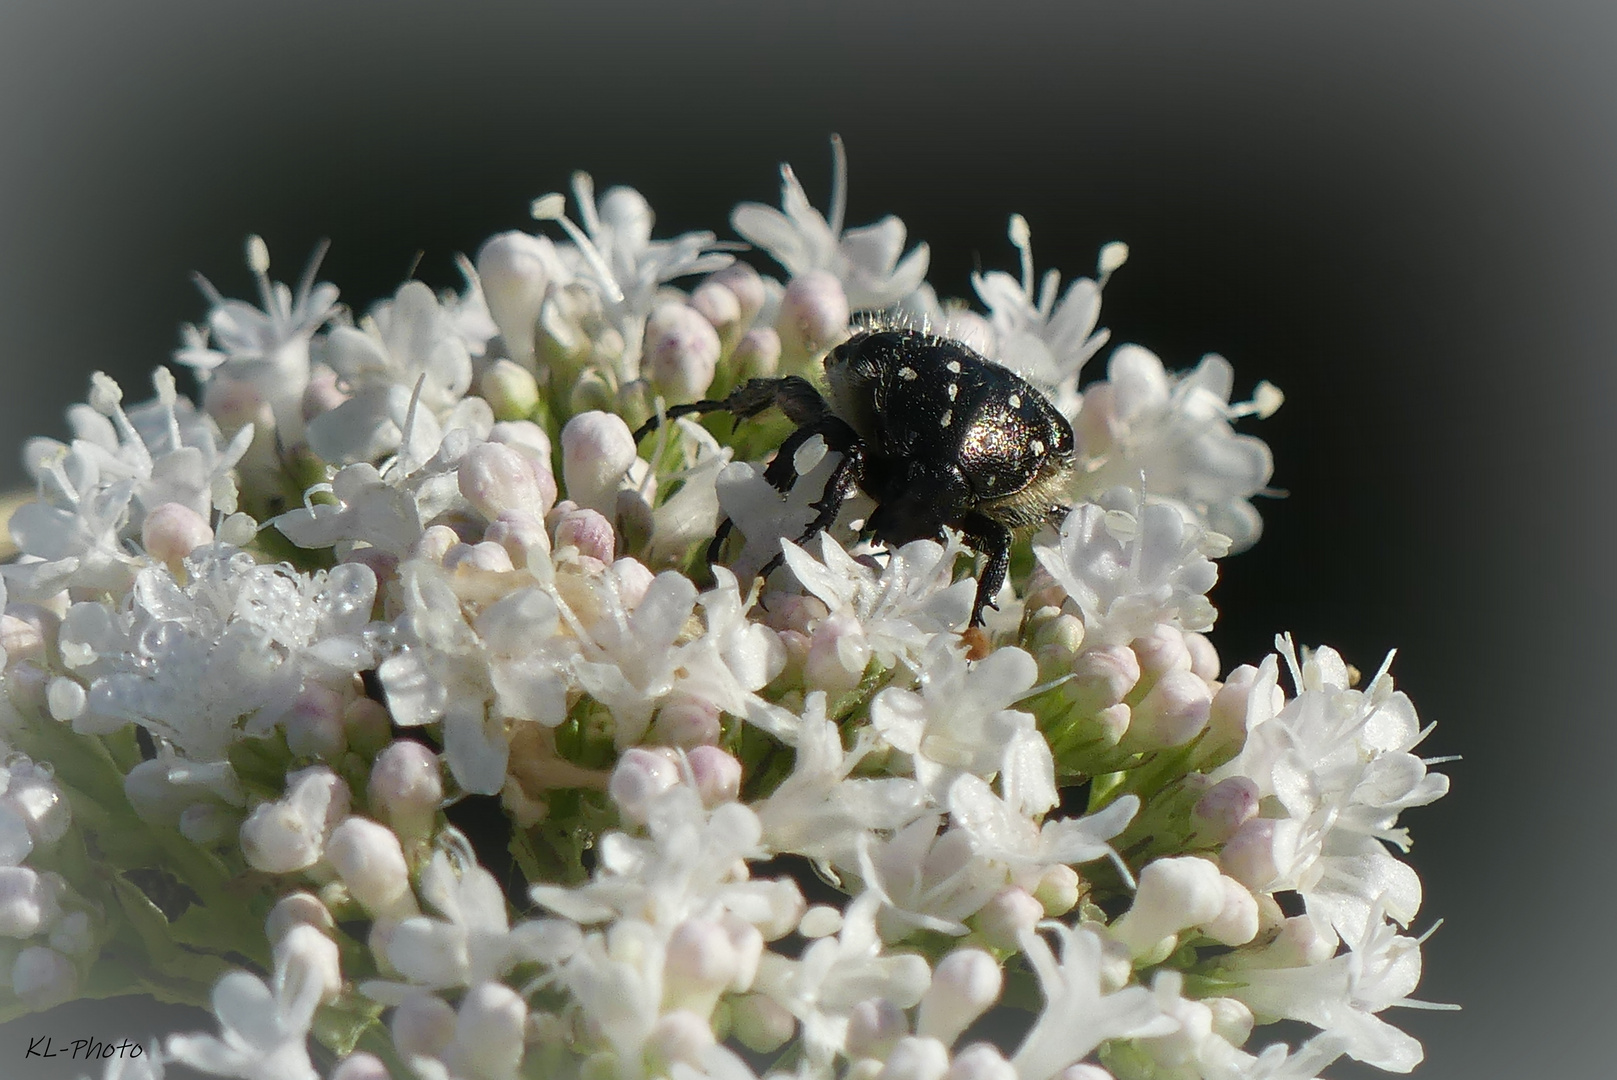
633 326 1075 628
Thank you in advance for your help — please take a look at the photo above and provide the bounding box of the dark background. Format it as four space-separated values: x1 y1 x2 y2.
2 1 1612 1077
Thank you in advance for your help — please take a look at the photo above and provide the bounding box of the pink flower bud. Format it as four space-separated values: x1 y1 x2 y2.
561 411 637 517
689 281 743 337
1122 669 1212 750
141 502 214 565
283 683 348 760
652 696 722 749
644 303 721 404
609 747 681 825
477 231 554 367
976 887 1044 950
846 997 909 1060
1203 876 1259 946
325 816 413 918
1066 645 1140 713
1130 624 1191 684
686 746 742 807
1220 817 1305 892
552 507 616 564
484 509 551 568
442 541 515 574
733 325 783 381
918 949 1002 1046
460 442 548 521
648 1009 716 1067
369 740 443 838
1191 777 1258 845
330 1053 391 1080
488 418 553 463
1200 664 1271 764
777 270 850 357
804 612 870 699
412 524 462 565
708 262 767 324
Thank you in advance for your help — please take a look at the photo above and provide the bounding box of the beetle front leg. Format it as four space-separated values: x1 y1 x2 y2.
958 512 1013 629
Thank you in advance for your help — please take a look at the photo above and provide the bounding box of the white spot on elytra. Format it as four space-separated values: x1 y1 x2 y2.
899 367 917 380
941 409 953 427
947 383 958 400
1030 439 1045 455
1009 393 1022 408
985 475 996 488
946 360 962 373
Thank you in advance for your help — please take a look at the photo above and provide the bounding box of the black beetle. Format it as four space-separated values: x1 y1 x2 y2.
634 327 1074 628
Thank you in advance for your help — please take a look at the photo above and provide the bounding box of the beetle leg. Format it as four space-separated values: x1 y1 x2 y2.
759 435 866 580
957 512 1014 628
632 376 828 442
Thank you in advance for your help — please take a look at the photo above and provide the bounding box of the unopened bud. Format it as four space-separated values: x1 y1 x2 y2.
330 1053 391 1080
877 1036 951 1080
275 922 341 1003
561 411 637 517
846 997 909 1060
731 993 794 1054
391 989 456 1059
647 1009 716 1067
777 271 850 359
644 303 721 405
945 1045 1016 1080
267 892 336 944
1033 865 1082 917
733 326 782 381
476 231 554 367
1206 996 1254 1047
708 262 768 324
1109 856 1226 960
686 746 742 806
918 949 1001 1046
449 982 528 1080
651 696 722 748
1219 817 1303 892
1203 876 1259 946
141 502 214 565
484 509 551 568
325 816 414 918
302 367 348 421
45 677 85 723
804 612 870 699
412 524 462 565
369 740 443 839
1066 646 1140 713
609 748 680 825
689 281 743 340
1190 777 1258 846
1121 669 1211 750
479 359 541 421
0 868 45 937
284 683 348 760
442 541 515 574
1183 632 1220 682
975 887 1044 950
460 442 548 521
240 768 350 873
1130 625 1191 684
1199 664 1273 767
553 506 616 564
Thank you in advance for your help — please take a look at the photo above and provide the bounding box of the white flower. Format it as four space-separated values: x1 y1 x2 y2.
1034 497 1224 647
1010 922 1175 1080
971 215 1115 394
365 831 580 1002
948 775 1138 882
732 136 930 312
855 816 1002 941
1073 345 1279 550
8 370 251 599
79 549 375 763
869 641 1052 811
165 929 331 1080
378 562 574 794
780 532 975 669
174 236 339 437
1215 641 1448 940
307 280 479 465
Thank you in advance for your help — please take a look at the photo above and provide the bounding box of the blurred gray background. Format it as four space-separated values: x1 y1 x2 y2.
2 1 1612 1077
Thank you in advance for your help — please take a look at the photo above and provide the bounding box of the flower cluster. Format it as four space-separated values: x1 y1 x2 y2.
0 143 1448 1080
